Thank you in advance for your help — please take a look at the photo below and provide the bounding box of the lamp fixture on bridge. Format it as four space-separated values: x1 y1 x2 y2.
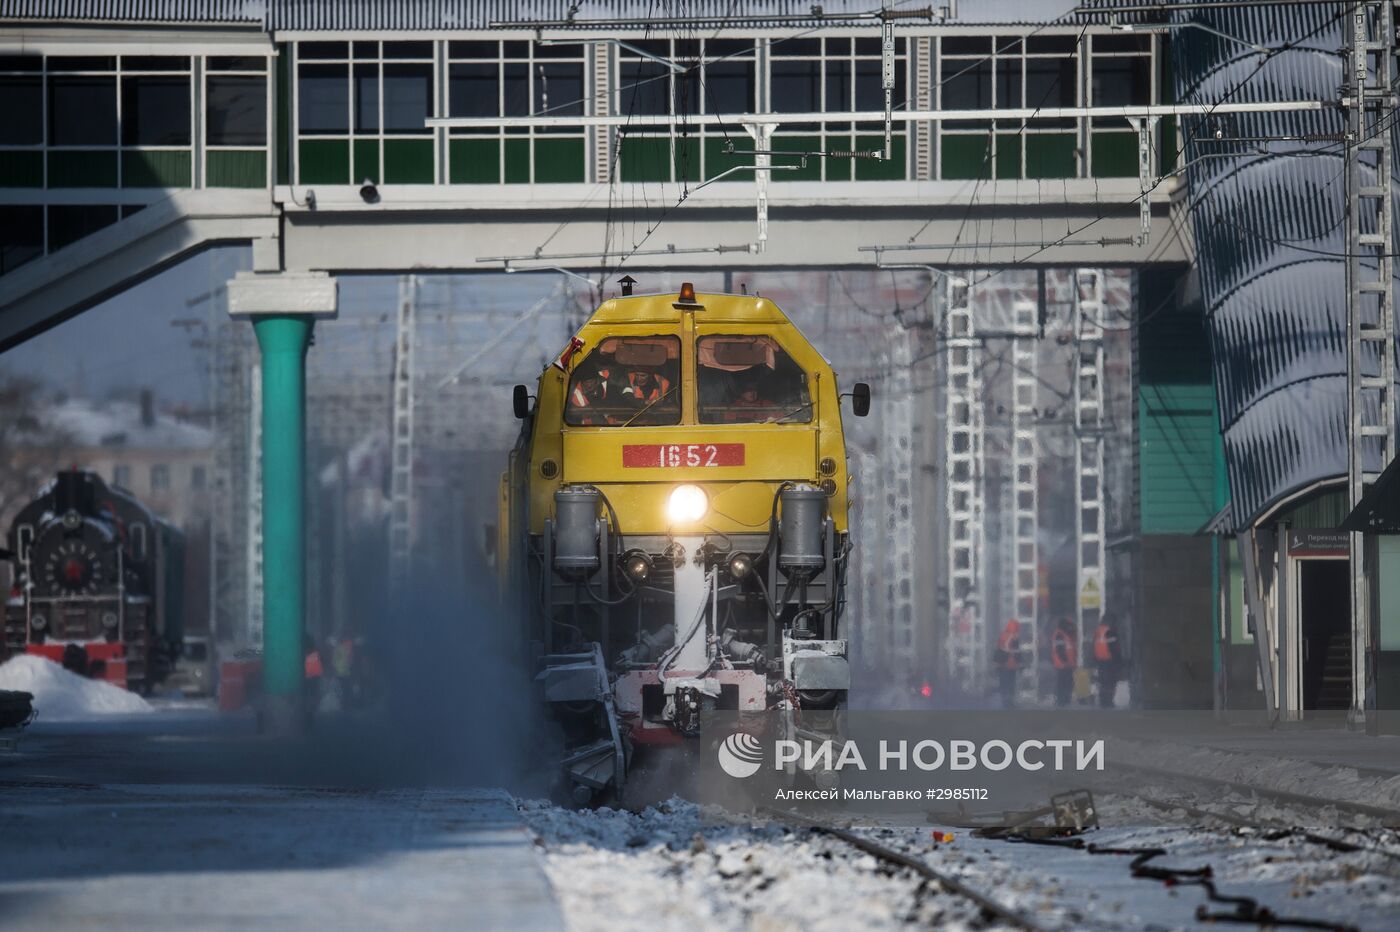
359 179 380 204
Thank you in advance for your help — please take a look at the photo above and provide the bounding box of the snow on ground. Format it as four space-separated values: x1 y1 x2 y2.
858 818 1400 931
0 654 152 721
1115 739 1400 811
518 797 991 931
520 792 1400 931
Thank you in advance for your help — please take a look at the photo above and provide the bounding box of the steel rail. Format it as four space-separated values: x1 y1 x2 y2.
1108 761 1400 826
764 808 1045 931
1121 791 1400 864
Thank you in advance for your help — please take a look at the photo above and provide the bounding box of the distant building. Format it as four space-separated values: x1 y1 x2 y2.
6 390 213 530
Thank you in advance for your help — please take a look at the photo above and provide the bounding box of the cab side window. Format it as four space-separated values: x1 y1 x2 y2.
697 335 811 424
564 336 681 427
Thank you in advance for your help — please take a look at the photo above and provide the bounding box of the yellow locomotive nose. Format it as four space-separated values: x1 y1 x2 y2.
666 484 708 524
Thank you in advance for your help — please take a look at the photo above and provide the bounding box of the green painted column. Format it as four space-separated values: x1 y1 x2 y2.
253 315 313 712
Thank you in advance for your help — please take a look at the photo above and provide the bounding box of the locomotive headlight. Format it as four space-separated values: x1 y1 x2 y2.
666 484 708 524
726 552 753 580
31 613 47 631
620 550 653 583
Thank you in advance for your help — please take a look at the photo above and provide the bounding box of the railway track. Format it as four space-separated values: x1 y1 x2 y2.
1105 760 1400 828
764 808 1045 931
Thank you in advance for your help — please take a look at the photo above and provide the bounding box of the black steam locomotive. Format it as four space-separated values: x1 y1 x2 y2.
3 469 184 692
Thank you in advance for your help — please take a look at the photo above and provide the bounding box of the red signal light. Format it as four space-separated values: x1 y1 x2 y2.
920 682 932 699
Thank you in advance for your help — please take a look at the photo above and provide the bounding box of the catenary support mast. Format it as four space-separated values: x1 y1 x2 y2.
1345 1 1398 731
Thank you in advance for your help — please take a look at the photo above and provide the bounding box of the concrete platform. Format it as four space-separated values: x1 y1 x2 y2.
0 722 564 931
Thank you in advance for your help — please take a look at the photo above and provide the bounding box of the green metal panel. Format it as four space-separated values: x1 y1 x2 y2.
449 137 499 183
620 133 670 182
1025 134 1076 179
0 151 42 187
855 135 904 180
298 138 349 184
252 315 312 700
1091 132 1137 178
534 137 584 183
770 135 820 181
384 138 433 183
122 150 192 188
47 150 118 187
824 134 852 181
940 134 989 180
704 135 751 180
1280 489 1348 529
353 139 379 184
995 133 1021 180
207 149 266 187
504 138 530 183
673 136 701 184
1380 537 1400 650
1139 383 1218 533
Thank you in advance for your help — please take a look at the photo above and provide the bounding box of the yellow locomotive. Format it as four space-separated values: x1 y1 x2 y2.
500 283 869 803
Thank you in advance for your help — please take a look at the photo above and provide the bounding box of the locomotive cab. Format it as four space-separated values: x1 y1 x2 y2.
502 284 868 801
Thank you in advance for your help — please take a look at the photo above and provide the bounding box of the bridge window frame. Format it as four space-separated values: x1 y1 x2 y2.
766 35 909 183
446 40 587 185
294 40 438 186
206 55 271 187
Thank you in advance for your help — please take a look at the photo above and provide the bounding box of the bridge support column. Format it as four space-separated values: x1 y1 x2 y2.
228 271 337 734
253 316 312 729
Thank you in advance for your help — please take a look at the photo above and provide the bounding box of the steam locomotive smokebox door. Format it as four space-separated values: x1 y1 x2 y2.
53 471 94 515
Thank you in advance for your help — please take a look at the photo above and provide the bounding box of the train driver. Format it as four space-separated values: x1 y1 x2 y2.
567 338 680 425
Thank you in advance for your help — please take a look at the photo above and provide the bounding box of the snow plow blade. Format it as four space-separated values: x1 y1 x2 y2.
537 644 627 804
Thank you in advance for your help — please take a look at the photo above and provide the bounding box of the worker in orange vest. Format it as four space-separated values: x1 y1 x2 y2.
994 619 1024 709
1093 613 1122 709
1050 617 1077 708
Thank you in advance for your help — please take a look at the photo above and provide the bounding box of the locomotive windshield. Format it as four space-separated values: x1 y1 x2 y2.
564 336 682 427
698 335 811 424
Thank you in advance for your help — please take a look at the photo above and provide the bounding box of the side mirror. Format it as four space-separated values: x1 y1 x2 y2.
851 382 871 417
512 384 531 419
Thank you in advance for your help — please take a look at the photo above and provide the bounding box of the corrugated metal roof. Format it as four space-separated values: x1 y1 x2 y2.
1174 6 1392 527
0 0 1079 29
0 0 264 21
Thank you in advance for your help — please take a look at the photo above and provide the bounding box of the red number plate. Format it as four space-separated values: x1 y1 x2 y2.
623 443 746 468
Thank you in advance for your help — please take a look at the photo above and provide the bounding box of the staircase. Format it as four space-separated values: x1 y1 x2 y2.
1317 632 1353 711
0 189 276 350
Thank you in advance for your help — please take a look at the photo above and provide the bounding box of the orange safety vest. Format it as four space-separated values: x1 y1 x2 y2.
572 369 671 408
625 371 671 405
1051 627 1076 670
996 622 1021 669
570 366 616 408
1093 624 1117 663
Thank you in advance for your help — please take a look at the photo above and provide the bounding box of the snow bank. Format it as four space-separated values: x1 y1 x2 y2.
0 654 153 721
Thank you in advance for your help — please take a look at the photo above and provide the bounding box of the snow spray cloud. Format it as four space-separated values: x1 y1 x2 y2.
370 550 554 794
